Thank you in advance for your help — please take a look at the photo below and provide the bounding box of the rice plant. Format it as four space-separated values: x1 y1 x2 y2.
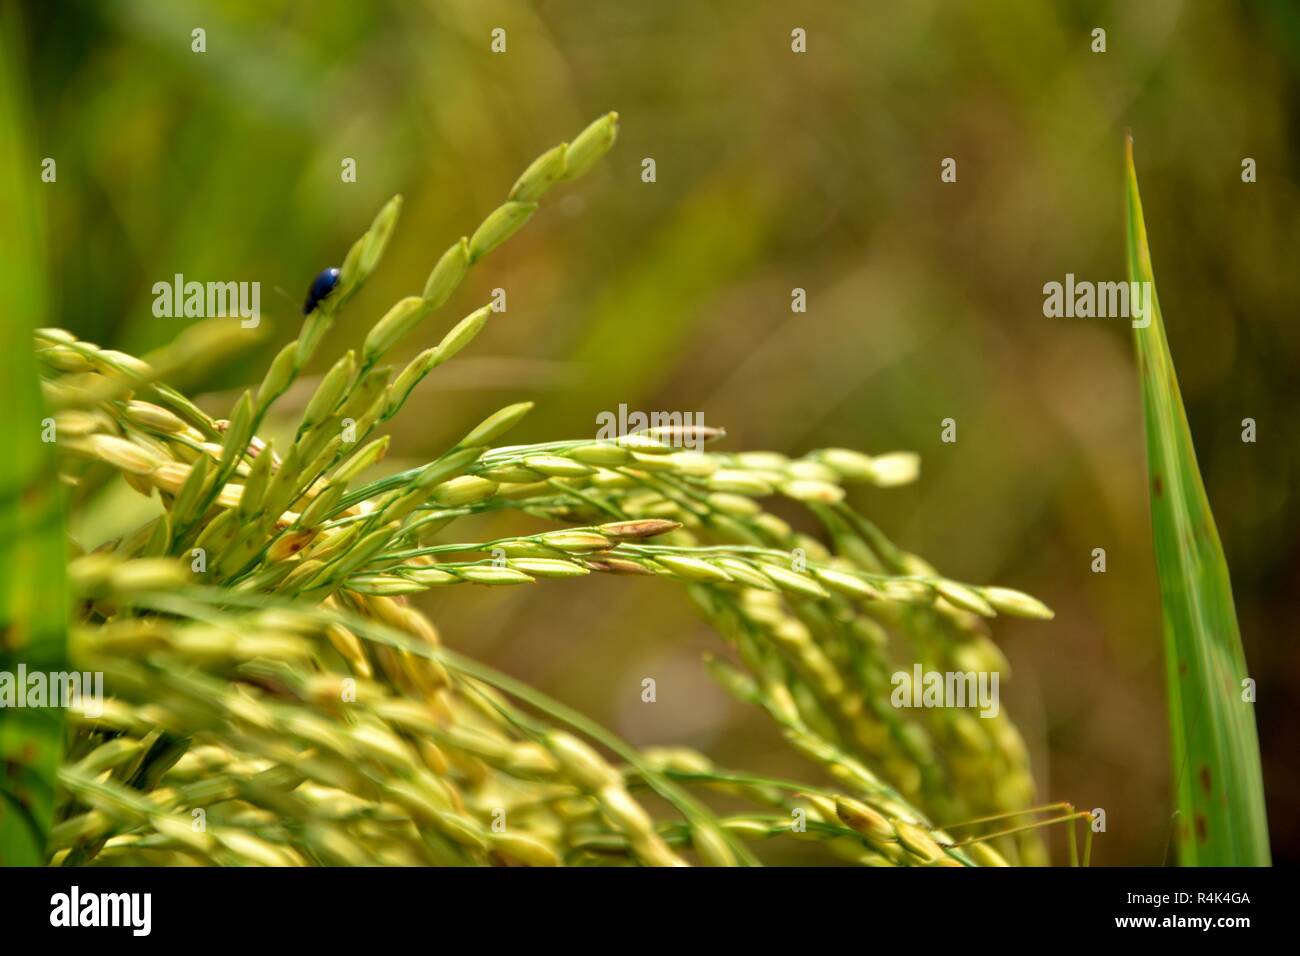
3 113 1074 868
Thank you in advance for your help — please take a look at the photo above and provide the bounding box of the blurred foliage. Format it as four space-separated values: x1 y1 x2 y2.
20 0 1300 863
0 0 67 866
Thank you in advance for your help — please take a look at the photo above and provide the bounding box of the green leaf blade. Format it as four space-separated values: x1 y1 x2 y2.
1124 135 1270 866
0 4 69 866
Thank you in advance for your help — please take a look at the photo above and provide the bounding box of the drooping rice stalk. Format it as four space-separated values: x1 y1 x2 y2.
7 110 1066 867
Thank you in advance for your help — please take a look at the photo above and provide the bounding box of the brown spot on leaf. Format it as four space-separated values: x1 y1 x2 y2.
1199 765 1212 796
1179 660 1188 677
1194 814 1208 843
1153 475 1164 497
22 483 46 510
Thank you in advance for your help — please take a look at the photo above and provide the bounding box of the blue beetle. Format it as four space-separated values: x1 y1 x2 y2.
302 267 341 315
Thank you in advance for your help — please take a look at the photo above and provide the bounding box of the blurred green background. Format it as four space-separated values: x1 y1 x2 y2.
20 0 1300 864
